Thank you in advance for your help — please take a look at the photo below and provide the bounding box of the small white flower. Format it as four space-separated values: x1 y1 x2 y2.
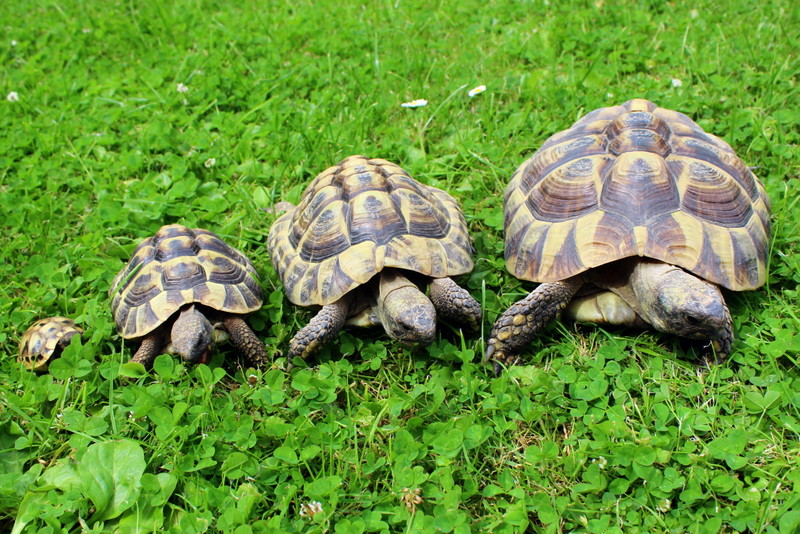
7 91 19 102
467 85 486 97
204 158 216 168
10 40 18 47
177 83 189 94
299 501 324 518
655 498 671 513
671 78 683 88
82 28 92 34
596 456 608 469
606 92 614 99
690 9 699 19
401 99 427 108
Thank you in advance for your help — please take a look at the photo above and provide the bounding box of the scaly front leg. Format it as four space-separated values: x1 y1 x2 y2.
484 278 582 374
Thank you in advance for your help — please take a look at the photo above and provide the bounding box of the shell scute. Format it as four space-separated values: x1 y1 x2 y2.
162 259 206 290
526 157 601 223
599 153 681 227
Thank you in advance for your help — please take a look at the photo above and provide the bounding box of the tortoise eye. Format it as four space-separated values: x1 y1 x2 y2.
684 314 701 326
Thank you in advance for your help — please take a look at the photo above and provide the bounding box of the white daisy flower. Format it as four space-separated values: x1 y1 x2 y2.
467 85 486 97
7 91 19 102
671 78 683 88
401 99 427 108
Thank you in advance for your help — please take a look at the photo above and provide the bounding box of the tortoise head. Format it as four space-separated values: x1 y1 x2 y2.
171 305 214 364
634 263 730 341
376 271 437 347
654 278 728 340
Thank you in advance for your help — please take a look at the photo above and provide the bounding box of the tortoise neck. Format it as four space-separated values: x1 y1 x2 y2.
378 269 417 298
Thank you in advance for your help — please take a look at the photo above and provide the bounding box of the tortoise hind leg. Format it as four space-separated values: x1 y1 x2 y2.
429 277 482 331
288 299 350 367
484 278 582 374
223 316 268 368
130 331 166 368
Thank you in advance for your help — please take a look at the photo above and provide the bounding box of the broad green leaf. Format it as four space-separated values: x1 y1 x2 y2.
77 439 146 521
273 446 299 465
305 475 342 499
153 354 176 379
779 511 800 534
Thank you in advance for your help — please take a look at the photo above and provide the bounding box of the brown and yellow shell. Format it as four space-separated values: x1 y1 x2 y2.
268 155 474 306
110 225 263 339
504 99 771 291
18 316 83 371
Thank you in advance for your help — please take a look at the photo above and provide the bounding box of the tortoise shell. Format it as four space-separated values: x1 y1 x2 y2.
268 155 474 306
110 224 263 339
18 316 83 371
504 99 771 291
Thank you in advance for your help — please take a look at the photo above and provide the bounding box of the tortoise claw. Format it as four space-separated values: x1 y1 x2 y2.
493 361 504 377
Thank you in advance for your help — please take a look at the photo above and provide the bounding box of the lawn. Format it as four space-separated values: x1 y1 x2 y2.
1 0 799 532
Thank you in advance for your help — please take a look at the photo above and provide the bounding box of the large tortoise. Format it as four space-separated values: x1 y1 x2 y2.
110 224 267 367
485 99 771 372
18 316 83 371
268 155 482 362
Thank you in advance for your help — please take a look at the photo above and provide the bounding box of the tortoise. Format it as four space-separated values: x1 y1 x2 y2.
18 316 83 371
110 224 267 368
268 155 482 363
485 99 771 373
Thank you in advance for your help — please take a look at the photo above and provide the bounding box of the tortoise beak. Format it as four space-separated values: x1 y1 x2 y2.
171 305 214 364
197 348 212 365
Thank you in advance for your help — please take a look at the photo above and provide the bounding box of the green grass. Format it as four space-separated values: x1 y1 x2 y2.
1 0 799 532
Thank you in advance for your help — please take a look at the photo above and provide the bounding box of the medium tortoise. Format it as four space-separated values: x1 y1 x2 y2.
485 99 771 372
268 155 482 363
18 316 83 371
110 224 267 367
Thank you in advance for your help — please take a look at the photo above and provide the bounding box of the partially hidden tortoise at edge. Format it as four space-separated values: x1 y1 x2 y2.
485 99 771 373
19 316 83 371
268 155 482 364
110 224 268 368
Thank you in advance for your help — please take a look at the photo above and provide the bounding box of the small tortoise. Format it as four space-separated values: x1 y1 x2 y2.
268 155 482 362
110 224 267 367
19 316 83 371
485 99 771 372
